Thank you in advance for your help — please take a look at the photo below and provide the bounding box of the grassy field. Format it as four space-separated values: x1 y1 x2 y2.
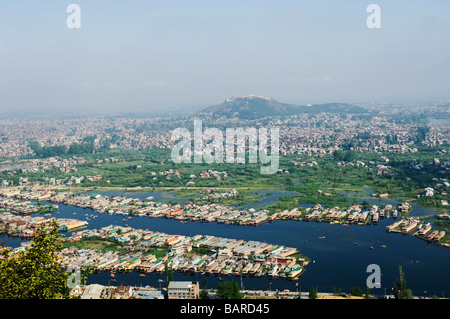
4 146 450 211
63 237 128 253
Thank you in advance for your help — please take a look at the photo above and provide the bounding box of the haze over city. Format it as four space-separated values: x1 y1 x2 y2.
1 0 450 115
2 1 450 306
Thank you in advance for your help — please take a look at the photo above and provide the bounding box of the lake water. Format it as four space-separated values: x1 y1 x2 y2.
1 191 449 297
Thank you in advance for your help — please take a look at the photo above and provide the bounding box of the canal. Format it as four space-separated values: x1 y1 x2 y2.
1 191 449 297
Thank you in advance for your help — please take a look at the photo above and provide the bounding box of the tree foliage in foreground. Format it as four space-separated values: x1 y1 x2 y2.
308 286 317 299
0 221 72 299
392 265 413 299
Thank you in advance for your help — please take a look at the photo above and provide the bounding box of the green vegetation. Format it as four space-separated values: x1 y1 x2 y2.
214 280 242 299
350 286 364 297
4 145 450 213
365 287 371 299
145 245 171 259
37 203 58 214
191 246 215 256
308 286 318 299
0 221 88 299
292 253 311 263
27 140 94 158
332 286 341 296
63 237 127 253
392 265 413 299
431 219 450 244
164 261 174 288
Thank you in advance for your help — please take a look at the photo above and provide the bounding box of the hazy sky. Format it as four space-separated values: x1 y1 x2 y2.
1 1 450 114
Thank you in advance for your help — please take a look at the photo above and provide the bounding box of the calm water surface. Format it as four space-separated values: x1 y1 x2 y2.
1 191 449 297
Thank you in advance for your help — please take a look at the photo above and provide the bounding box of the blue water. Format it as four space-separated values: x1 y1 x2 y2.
1 197 449 297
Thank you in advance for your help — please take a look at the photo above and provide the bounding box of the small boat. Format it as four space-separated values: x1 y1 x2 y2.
353 242 358 246
139 274 146 277
319 236 326 239
370 246 374 250
381 245 387 249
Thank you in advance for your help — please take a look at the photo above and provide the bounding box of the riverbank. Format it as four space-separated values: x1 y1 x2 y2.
2 199 450 297
0 213 308 283
1 186 449 245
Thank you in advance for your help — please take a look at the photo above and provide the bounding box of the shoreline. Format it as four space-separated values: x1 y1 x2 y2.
1 186 449 245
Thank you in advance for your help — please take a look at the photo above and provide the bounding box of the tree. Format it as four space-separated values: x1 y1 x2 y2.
67 142 94 155
332 285 341 296
415 126 430 145
361 200 371 210
214 281 242 299
0 220 71 298
392 265 413 299
364 287 371 299
164 261 174 288
333 150 344 161
350 286 364 297
343 150 356 162
201 278 208 289
333 150 356 162
308 286 317 299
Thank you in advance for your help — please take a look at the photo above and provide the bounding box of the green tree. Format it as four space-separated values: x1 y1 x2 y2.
333 150 344 161
201 278 208 289
214 281 242 299
364 287 371 299
392 265 413 299
0 221 71 298
343 150 356 162
361 200 371 210
332 285 341 296
350 286 364 297
164 261 174 288
415 126 430 145
308 286 317 299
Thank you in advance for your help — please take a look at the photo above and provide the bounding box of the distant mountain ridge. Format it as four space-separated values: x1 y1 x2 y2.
198 95 368 119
